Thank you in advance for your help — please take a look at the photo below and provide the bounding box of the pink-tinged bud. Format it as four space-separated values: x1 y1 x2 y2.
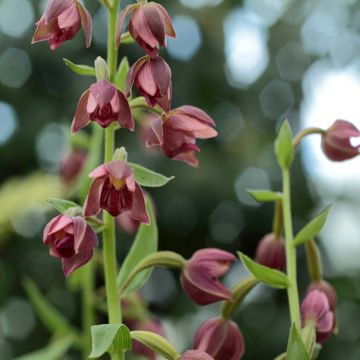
255 233 286 271
59 148 87 185
71 80 133 133
116 2 175 57
181 350 214 360
321 120 360 161
194 317 245 360
307 280 337 312
43 214 98 276
146 106 217 167
180 249 235 305
301 290 335 344
83 160 149 223
127 56 172 112
32 0 92 50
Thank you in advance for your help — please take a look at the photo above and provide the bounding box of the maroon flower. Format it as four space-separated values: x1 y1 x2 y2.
83 160 149 222
321 120 360 161
301 290 335 344
181 350 214 360
146 106 217 167
71 80 133 133
116 1 175 57
180 249 235 305
255 233 286 271
43 214 98 276
307 280 337 312
32 0 92 50
127 55 172 112
194 317 245 360
59 148 87 185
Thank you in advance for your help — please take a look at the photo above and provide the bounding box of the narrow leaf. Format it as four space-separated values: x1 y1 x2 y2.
23 278 78 337
115 56 129 92
238 252 290 289
46 198 80 214
86 217 106 233
247 189 282 202
15 336 75 360
275 120 294 169
117 198 158 295
286 323 311 360
89 324 131 358
128 163 174 188
63 58 96 76
293 206 331 246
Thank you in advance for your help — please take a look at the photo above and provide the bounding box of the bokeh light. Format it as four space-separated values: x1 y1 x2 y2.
0 102 17 145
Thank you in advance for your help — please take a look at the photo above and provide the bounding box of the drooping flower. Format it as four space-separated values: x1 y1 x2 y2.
193 317 245 360
146 106 217 167
180 249 235 305
71 80 133 133
43 214 98 276
83 160 149 222
32 0 92 50
59 148 87 185
321 120 360 161
255 233 286 271
116 1 175 56
301 290 335 344
307 280 337 312
126 55 172 112
181 350 214 360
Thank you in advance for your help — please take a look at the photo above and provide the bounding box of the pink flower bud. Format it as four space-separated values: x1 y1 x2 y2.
194 317 245 360
116 2 175 57
255 233 286 271
127 56 172 112
43 214 98 276
307 280 337 312
32 0 92 50
180 249 235 305
321 120 360 161
146 106 217 167
71 80 133 133
83 160 149 223
181 350 214 360
301 290 335 344
59 148 87 185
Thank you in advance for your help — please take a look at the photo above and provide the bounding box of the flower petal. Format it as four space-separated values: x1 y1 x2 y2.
83 178 106 217
126 56 148 97
146 117 164 147
153 3 176 38
90 80 117 107
71 90 91 134
129 184 149 224
116 4 137 48
44 0 74 23
116 90 134 131
143 3 166 47
72 216 87 253
32 17 55 43
57 3 80 29
62 247 93 276
76 1 92 48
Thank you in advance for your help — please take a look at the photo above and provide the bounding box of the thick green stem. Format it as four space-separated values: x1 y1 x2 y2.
282 169 301 329
272 200 283 239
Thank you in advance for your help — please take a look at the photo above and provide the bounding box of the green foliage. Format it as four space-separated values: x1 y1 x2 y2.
63 58 96 77
247 189 282 202
117 197 158 295
293 206 331 246
275 120 294 169
89 324 131 358
115 56 130 92
238 252 290 289
46 198 80 214
286 323 311 360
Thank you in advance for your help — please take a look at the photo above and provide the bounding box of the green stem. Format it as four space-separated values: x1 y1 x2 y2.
292 127 326 148
282 168 301 329
272 200 283 239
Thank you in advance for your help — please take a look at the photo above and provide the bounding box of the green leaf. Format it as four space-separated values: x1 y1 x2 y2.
120 32 135 45
293 206 331 246
86 217 106 233
128 163 174 188
23 278 78 337
286 323 311 360
115 56 129 92
238 252 290 289
89 324 131 358
15 336 75 360
117 198 158 295
275 120 294 169
247 189 282 202
46 198 80 214
63 58 96 77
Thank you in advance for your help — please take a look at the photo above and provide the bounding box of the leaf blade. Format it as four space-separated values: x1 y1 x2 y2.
275 120 294 169
286 323 311 360
247 189 282 202
46 198 79 214
63 58 96 77
128 163 174 188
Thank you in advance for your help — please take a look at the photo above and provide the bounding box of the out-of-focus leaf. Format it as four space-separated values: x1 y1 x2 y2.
117 198 157 295
63 58 96 76
275 120 294 169
247 189 282 202
128 163 174 188
286 323 310 360
46 198 80 214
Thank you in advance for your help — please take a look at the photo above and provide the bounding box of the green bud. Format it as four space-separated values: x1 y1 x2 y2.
95 56 109 81
301 324 316 359
113 147 128 162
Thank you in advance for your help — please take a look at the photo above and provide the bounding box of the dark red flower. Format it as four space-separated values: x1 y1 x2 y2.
43 214 98 276
194 317 245 360
59 148 87 185
71 80 133 133
321 120 360 161
116 1 175 57
255 233 286 271
83 160 149 222
146 106 217 167
180 249 235 305
32 0 92 50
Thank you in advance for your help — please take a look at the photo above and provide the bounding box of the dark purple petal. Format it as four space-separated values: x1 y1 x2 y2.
83 178 106 217
129 184 150 224
153 3 176 38
116 4 137 47
62 247 94 276
76 1 92 48
44 0 74 23
116 90 134 130
126 56 148 97
146 117 164 147
71 90 91 134
143 3 166 47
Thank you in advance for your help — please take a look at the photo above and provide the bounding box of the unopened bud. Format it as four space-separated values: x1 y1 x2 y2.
113 147 128 162
95 56 109 81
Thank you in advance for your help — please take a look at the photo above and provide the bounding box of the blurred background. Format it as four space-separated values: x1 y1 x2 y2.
1 0 360 358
